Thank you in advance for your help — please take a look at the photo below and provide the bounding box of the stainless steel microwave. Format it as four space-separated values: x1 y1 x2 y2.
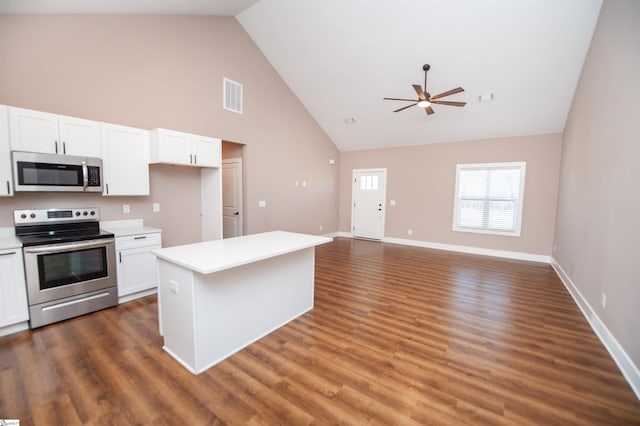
12 151 103 193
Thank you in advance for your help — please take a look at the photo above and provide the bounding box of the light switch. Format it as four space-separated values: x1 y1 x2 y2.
153 203 160 212
122 204 130 214
169 280 179 294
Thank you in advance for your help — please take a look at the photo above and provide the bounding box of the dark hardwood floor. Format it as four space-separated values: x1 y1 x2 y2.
1 237 639 425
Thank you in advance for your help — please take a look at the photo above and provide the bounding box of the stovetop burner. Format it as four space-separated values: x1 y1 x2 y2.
14 207 114 247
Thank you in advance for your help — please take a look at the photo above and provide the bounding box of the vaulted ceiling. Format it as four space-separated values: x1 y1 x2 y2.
1 0 603 151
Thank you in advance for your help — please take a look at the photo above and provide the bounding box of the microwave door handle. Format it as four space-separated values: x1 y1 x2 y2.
82 160 89 190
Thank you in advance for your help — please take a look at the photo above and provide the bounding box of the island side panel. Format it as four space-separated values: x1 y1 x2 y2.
158 259 198 373
193 247 315 373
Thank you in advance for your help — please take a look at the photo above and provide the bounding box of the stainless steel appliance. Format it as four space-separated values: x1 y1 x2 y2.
12 151 103 193
14 207 117 328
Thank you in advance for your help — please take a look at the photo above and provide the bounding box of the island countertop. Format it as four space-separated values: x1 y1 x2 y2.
152 231 332 275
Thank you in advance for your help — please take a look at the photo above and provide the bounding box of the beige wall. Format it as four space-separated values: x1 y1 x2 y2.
339 133 562 256
0 15 339 246
555 0 640 366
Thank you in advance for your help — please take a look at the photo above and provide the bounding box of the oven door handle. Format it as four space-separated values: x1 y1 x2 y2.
23 239 113 254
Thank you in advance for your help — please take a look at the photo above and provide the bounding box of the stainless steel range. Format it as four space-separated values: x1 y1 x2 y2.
14 207 118 328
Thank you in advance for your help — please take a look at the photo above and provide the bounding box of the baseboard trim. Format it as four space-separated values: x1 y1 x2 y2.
334 232 550 263
551 259 640 400
0 321 29 337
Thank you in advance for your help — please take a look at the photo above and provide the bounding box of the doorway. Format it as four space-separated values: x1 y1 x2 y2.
351 168 387 240
222 158 243 238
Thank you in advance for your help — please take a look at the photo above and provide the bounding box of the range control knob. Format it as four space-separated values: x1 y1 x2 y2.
90 211 96 216
83 211 88 216
20 213 27 219
30 213 36 219
75 211 81 216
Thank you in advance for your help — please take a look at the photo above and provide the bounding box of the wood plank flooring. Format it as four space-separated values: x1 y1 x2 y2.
1 237 639 425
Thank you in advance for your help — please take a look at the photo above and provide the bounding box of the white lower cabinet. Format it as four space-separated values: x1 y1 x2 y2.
0 248 29 333
115 232 162 303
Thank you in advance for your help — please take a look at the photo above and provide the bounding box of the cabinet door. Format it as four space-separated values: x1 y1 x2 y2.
0 105 13 196
192 136 221 168
0 249 29 328
8 107 59 153
59 115 102 157
117 245 161 297
150 129 192 165
101 123 150 196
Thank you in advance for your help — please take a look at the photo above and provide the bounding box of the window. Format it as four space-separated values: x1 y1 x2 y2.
453 162 526 236
359 175 379 191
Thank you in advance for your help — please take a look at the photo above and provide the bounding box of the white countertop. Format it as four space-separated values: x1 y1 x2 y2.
101 219 162 237
153 231 332 275
0 227 21 250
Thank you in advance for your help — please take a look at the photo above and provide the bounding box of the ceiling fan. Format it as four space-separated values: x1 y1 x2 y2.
384 64 466 115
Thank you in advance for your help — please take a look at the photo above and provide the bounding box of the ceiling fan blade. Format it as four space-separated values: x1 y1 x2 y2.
393 103 418 112
425 106 435 115
384 97 418 102
430 87 465 100
431 100 466 107
412 84 426 101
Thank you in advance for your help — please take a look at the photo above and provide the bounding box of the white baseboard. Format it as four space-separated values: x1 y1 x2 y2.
551 259 640 400
118 288 157 304
0 321 29 337
322 231 341 238
335 232 550 263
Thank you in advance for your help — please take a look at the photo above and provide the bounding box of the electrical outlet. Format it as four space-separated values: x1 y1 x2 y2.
153 203 160 213
553 244 556 252
390 200 397 206
408 229 413 235
319 225 323 231
601 293 607 309
258 200 266 207
122 204 130 214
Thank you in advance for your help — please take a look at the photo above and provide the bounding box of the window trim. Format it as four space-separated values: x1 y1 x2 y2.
452 161 526 237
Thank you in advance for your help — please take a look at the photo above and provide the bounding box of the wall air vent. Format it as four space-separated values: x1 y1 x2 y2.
223 77 243 114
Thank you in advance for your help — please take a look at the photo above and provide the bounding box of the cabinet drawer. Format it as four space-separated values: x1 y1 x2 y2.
115 233 162 250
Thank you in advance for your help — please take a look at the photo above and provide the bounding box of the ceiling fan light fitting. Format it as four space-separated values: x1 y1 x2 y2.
417 100 431 108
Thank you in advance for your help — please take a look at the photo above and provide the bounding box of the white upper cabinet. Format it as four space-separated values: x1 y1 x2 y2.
0 105 13 196
150 128 221 168
101 123 150 196
192 135 221 168
8 106 101 157
58 115 102 157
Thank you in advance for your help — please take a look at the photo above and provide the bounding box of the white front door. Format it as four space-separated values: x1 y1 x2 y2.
222 158 243 238
351 169 387 240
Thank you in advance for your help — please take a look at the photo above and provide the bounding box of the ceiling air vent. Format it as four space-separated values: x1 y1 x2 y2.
223 77 243 114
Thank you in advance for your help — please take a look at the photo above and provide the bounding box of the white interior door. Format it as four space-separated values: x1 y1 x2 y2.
222 158 243 238
351 169 387 240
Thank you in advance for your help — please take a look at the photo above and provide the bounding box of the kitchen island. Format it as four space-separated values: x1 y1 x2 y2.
152 231 332 374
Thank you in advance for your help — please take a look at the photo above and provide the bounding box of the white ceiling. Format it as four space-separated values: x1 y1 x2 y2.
1 0 603 152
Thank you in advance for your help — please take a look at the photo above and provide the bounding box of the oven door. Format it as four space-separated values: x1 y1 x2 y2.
23 238 117 305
